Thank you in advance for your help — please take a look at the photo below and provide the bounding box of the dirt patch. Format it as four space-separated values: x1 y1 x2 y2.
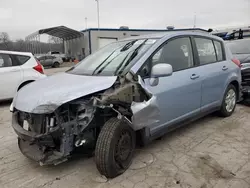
193 154 235 179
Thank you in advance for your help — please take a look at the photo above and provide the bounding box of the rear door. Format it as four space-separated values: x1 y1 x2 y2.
0 53 22 100
193 37 229 112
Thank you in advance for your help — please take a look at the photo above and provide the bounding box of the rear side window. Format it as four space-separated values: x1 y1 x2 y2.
0 54 13 68
15 55 30 65
195 38 217 65
214 41 224 61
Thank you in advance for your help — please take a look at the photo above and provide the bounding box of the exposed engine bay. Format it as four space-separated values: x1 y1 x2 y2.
12 73 160 165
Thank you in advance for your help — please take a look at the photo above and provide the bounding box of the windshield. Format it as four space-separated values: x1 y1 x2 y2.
68 39 158 76
226 39 250 54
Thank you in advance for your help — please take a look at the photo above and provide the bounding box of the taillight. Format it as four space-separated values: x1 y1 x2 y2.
232 58 242 68
33 61 44 74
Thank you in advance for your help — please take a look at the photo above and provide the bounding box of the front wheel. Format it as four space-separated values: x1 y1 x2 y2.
218 84 237 117
95 118 135 178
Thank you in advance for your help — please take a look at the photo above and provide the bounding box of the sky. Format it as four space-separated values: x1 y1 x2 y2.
0 0 250 40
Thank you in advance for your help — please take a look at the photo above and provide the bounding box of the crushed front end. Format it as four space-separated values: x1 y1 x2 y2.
12 99 96 165
11 74 161 166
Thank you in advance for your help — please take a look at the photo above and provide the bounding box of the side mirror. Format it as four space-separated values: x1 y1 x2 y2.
151 63 173 78
149 63 173 87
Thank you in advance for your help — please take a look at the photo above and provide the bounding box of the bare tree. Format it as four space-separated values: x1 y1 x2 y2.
14 39 26 51
0 32 11 50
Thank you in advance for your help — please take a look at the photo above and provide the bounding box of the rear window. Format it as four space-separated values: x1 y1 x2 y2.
51 51 60 54
15 55 30 65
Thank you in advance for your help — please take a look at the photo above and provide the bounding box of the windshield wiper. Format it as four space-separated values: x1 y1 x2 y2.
95 53 121 75
115 39 148 75
95 40 138 75
92 50 117 75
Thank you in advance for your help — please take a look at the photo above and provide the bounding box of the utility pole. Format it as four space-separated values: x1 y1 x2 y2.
95 0 100 29
85 17 88 29
193 14 196 28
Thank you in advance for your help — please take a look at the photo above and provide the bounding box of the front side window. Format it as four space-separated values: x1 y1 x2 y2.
68 38 158 76
151 37 194 72
47 56 55 59
0 54 13 68
195 38 217 65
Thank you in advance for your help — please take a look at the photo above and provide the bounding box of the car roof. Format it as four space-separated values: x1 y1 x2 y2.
0 50 33 56
120 31 223 42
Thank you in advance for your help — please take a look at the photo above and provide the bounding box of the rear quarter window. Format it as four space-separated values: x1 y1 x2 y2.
213 41 224 61
15 55 30 65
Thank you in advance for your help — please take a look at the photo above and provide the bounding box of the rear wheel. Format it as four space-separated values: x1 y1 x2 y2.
53 62 60 68
218 84 237 117
95 118 135 178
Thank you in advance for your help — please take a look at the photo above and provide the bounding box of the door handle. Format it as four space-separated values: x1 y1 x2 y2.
190 74 199 80
9 69 19 72
222 66 228 71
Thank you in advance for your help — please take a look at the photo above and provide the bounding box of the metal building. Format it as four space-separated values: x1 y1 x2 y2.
64 28 208 60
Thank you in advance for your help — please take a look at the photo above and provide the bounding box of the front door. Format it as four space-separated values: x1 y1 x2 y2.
0 53 22 100
141 37 202 135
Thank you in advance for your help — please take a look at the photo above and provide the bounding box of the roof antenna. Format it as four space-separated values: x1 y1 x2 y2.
193 14 196 28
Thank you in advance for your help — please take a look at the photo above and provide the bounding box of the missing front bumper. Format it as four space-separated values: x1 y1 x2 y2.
12 112 67 165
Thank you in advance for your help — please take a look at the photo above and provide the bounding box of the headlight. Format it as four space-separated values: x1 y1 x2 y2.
241 63 250 70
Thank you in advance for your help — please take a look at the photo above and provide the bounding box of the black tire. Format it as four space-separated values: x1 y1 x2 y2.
218 84 237 117
53 62 60 68
95 118 135 178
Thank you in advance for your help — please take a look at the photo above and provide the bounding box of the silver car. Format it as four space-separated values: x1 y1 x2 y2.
37 55 63 68
11 30 241 178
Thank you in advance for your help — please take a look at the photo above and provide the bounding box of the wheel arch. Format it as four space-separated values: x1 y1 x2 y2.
229 80 240 100
17 80 34 91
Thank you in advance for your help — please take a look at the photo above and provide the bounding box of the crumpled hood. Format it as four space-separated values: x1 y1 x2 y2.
13 73 117 114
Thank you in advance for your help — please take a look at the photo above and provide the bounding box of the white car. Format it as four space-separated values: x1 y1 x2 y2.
0 50 46 101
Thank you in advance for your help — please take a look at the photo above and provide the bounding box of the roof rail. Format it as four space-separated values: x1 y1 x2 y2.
81 27 208 33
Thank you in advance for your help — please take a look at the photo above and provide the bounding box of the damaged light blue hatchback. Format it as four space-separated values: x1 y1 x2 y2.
11 30 241 178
